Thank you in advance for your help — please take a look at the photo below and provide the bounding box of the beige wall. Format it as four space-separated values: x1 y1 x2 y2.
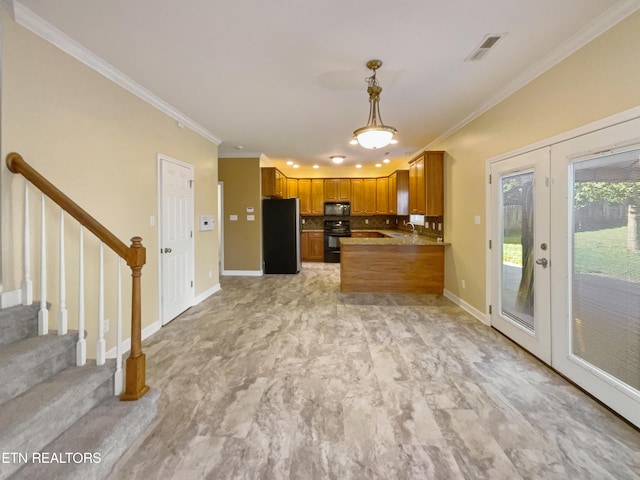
432 10 640 314
1 9 219 353
218 158 262 272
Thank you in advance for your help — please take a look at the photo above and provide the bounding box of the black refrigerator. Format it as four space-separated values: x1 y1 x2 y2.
262 198 301 274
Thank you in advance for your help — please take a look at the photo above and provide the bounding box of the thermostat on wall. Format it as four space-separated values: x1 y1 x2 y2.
199 215 214 231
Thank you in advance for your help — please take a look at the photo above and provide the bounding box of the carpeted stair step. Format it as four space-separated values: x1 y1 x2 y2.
0 331 76 406
10 388 160 480
0 361 115 480
0 304 39 348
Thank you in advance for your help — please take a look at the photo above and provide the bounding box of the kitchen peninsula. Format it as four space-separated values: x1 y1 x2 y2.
340 233 446 294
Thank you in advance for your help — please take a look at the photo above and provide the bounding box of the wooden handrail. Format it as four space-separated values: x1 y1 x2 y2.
7 152 130 260
6 152 149 400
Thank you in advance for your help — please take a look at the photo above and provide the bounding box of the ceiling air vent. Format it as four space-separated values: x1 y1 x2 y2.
465 34 504 62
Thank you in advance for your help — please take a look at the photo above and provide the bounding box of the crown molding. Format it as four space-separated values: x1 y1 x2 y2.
12 0 222 146
425 0 640 150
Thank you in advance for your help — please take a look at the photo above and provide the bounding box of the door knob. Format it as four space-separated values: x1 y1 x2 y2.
164 247 172 253
535 258 548 267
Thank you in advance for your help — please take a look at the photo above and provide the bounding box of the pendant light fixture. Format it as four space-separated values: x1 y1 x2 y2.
352 59 397 150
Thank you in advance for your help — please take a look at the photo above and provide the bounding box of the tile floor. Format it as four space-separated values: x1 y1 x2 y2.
108 263 640 479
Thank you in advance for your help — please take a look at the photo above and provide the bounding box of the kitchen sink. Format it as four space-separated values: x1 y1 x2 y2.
385 232 410 238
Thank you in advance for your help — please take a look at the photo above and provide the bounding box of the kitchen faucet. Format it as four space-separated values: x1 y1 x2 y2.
407 222 417 235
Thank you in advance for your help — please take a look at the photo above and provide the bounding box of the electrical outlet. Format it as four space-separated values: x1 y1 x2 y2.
438 223 442 231
365 219 369 224
209 270 212 279
386 219 390 224
461 280 466 289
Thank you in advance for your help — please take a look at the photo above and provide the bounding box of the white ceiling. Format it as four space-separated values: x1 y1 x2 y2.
13 0 640 176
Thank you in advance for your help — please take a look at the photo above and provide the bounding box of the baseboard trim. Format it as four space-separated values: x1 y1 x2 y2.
1 289 22 309
194 283 221 304
443 289 490 326
222 269 263 277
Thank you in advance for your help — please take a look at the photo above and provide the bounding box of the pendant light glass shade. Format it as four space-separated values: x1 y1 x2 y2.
353 60 397 150
354 125 397 150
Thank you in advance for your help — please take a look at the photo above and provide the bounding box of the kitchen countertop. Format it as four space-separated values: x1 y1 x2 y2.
342 230 448 246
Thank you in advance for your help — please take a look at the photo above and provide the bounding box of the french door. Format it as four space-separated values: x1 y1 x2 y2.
490 117 640 427
550 118 640 427
490 148 551 364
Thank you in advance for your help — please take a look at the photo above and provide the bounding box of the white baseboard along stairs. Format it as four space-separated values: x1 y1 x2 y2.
0 304 159 480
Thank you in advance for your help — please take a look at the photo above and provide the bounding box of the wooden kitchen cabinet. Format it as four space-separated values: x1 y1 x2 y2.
287 178 298 199
262 167 287 198
363 178 377 215
351 178 378 215
311 179 324 215
389 170 409 215
409 151 443 216
299 178 325 215
298 179 311 214
376 177 389 214
350 179 364 215
324 179 350 202
301 231 324 261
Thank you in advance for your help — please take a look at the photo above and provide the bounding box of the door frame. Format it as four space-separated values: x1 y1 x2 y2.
157 153 195 326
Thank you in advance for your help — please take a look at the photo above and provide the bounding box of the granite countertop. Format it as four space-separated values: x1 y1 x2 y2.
342 230 448 246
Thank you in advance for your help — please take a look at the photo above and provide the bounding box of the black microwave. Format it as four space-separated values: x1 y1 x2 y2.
324 202 350 216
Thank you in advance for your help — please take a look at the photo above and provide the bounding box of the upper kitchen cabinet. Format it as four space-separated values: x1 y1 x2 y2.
376 177 389 214
311 179 325 215
299 179 324 215
389 170 409 215
409 151 444 216
262 167 287 198
298 179 311 214
287 178 298 199
324 179 350 202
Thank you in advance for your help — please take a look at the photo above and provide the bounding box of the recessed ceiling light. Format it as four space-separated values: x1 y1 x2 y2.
375 163 382 167
286 160 294 165
313 165 319 169
293 164 300 169
330 155 345 164
355 164 362 169
383 158 390 163
235 145 243 150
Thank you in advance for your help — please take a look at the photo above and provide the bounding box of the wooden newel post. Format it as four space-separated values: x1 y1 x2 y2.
120 236 150 401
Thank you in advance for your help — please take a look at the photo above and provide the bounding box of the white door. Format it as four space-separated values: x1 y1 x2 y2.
550 118 640 427
490 147 552 363
159 155 194 325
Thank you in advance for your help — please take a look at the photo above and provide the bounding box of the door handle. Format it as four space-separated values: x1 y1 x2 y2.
164 247 172 253
535 257 548 267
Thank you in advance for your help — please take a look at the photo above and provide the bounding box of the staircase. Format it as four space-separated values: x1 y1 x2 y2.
0 304 159 480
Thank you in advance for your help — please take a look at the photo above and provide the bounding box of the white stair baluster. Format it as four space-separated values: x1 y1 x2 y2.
77 226 86 366
22 182 33 305
38 194 48 335
114 257 123 395
58 210 68 335
96 242 106 366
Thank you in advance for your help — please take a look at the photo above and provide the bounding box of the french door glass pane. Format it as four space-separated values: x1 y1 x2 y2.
572 149 640 391
501 172 535 331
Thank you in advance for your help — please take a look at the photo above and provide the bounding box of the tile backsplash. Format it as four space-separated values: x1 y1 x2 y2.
302 215 444 238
